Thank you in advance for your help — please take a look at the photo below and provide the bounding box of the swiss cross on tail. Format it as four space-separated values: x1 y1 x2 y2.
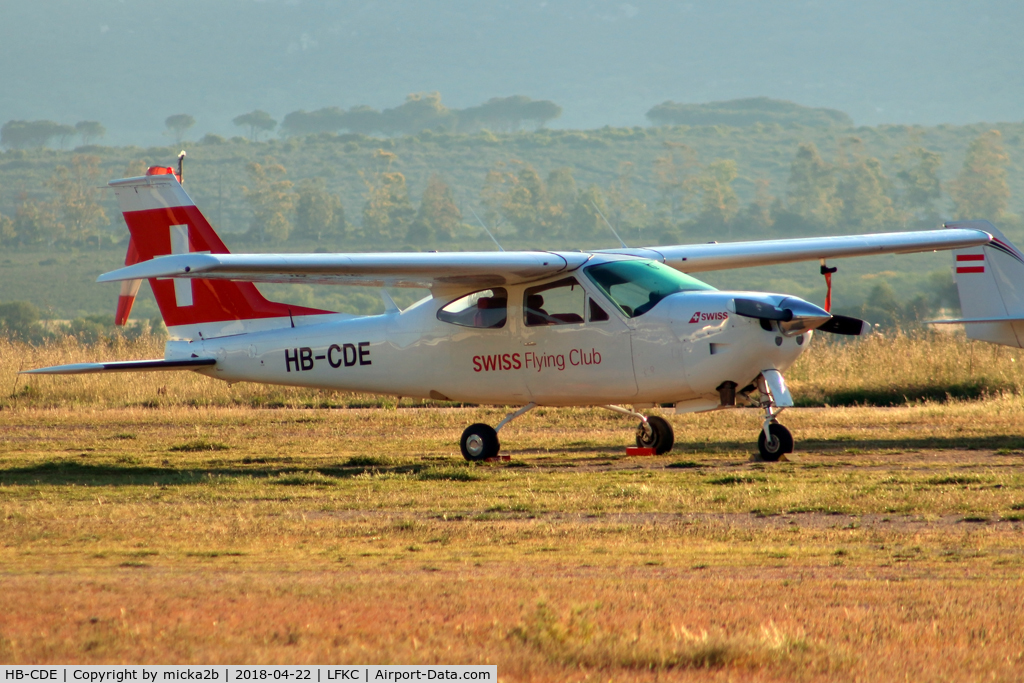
168 224 194 306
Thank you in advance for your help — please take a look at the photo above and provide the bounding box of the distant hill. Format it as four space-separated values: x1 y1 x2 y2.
1 1 1022 146
646 98 853 129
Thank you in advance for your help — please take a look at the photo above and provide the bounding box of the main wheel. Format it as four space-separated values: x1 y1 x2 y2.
757 422 794 461
636 415 675 454
460 423 500 461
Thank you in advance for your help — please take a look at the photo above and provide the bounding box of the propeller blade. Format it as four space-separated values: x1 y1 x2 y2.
817 314 869 336
733 298 792 321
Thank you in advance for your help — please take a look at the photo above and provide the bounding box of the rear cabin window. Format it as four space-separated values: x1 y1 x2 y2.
437 288 508 328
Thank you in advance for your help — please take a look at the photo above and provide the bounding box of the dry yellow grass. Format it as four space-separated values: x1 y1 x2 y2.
4 328 1023 410
1 333 1024 680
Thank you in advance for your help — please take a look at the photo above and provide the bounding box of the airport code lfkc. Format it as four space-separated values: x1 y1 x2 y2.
0 668 495 682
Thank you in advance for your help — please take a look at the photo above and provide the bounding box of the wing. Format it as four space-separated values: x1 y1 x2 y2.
598 228 991 272
97 251 590 289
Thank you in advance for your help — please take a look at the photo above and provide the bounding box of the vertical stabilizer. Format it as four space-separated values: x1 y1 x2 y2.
109 167 331 339
944 220 1024 347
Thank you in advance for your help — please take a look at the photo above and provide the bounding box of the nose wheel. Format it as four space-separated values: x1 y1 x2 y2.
757 422 793 461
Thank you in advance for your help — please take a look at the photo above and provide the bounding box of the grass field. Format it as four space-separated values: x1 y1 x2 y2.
2 333 1023 680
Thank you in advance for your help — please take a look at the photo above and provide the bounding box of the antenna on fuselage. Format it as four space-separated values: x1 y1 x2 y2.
592 202 627 249
468 207 505 252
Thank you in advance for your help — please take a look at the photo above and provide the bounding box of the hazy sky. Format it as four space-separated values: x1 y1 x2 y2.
2 0 1022 145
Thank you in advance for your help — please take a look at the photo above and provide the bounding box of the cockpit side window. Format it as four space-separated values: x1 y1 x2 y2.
584 260 716 318
524 277 586 326
437 288 508 328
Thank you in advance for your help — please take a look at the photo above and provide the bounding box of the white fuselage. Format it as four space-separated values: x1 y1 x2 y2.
170 261 810 410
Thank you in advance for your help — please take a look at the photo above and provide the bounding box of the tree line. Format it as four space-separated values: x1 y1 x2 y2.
0 120 106 150
0 129 1013 252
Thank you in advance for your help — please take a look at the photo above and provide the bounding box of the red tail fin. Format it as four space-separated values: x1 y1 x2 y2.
110 166 330 337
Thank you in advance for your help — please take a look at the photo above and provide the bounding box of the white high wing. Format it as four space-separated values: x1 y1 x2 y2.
25 167 992 460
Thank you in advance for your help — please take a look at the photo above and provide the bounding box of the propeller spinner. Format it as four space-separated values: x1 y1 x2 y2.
732 297 868 336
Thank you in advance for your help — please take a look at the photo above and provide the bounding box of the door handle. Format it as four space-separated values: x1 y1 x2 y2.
522 341 537 346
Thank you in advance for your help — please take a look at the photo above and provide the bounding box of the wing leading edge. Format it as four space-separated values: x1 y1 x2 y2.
97 251 591 289
599 228 991 272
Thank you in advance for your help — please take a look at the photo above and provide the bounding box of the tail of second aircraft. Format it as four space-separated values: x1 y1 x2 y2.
111 165 333 340
935 220 1024 347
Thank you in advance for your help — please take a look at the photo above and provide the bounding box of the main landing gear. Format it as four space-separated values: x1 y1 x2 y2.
459 403 676 461
601 405 675 454
460 403 537 461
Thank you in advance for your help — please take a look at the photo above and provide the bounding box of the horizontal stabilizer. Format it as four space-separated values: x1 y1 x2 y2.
22 358 216 375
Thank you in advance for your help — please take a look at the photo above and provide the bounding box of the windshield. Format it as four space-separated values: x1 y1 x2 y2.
584 260 716 317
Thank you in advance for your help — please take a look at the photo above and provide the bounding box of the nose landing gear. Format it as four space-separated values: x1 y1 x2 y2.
755 370 794 461
758 421 793 461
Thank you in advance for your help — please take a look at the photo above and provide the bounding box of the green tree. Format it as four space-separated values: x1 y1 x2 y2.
12 192 60 246
0 213 15 246
242 159 294 243
0 301 48 343
75 120 106 145
603 162 649 244
860 281 903 329
381 92 456 135
480 162 559 239
836 142 895 228
165 114 196 145
546 167 577 211
362 172 415 242
458 96 562 132
741 178 776 231
948 130 1010 220
408 174 462 244
565 185 608 240
652 142 698 228
786 142 841 228
48 155 109 247
1 120 68 149
893 146 943 220
53 124 77 150
294 177 345 242
695 159 740 228
233 110 277 142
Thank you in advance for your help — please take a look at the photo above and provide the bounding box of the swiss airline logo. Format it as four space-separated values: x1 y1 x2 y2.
689 311 728 324
956 253 985 274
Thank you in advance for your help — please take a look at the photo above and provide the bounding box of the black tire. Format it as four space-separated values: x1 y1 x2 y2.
636 415 675 454
460 423 500 461
757 422 794 461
